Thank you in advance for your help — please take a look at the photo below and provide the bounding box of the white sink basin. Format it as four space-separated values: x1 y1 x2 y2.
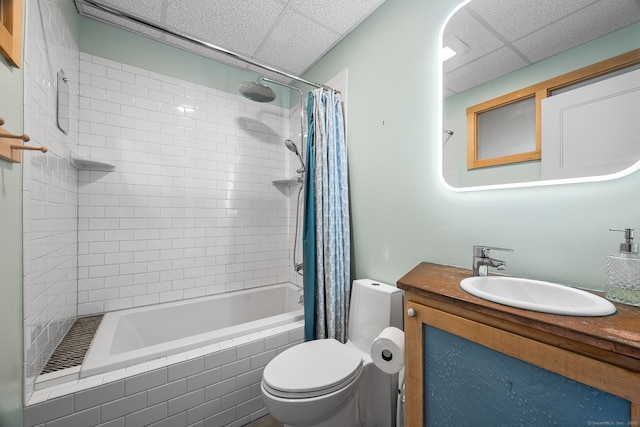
460 276 616 316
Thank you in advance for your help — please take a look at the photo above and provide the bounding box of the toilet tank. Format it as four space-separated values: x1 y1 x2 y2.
348 279 403 354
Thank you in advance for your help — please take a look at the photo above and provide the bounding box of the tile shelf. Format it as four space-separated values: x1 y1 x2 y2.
272 178 301 187
70 155 115 171
272 178 302 196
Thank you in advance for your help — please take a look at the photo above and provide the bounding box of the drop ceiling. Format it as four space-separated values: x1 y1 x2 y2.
444 0 640 97
74 0 386 83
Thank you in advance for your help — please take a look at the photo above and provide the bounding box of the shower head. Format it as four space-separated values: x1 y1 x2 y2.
284 139 300 155
238 81 276 103
284 139 305 173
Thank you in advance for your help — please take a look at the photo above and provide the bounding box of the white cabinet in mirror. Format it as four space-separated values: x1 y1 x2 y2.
441 0 640 190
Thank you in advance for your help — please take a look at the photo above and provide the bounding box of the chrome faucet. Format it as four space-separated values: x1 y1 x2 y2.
472 245 514 276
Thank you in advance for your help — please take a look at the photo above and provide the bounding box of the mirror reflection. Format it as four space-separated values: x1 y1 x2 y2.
442 0 640 189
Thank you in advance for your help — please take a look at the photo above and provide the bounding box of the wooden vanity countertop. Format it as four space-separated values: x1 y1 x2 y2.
397 262 640 364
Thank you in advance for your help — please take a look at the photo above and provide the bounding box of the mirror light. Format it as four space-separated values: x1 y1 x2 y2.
440 160 640 192
441 46 457 62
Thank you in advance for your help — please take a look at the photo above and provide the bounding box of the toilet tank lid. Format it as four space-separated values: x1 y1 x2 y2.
353 279 402 294
263 339 363 396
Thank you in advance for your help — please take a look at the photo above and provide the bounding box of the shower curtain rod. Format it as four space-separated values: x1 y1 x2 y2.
78 0 338 93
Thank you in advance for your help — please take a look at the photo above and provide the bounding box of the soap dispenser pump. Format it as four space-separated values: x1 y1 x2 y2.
605 228 640 307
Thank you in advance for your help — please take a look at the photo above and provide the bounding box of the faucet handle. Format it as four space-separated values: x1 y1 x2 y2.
473 245 514 257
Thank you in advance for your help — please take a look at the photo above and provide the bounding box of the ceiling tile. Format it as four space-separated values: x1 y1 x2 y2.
290 0 385 34
443 8 504 74
514 0 640 63
255 9 341 75
469 0 596 42
164 0 286 57
445 46 528 94
99 0 164 21
444 0 640 96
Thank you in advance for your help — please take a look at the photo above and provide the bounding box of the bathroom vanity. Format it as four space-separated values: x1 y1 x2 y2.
398 263 640 426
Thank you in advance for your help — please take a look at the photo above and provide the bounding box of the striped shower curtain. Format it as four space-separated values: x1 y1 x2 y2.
303 88 351 343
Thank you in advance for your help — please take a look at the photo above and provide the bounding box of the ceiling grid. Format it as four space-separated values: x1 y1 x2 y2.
75 0 387 82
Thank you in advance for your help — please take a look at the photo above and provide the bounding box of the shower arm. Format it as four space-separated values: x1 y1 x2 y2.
78 0 339 94
259 77 306 158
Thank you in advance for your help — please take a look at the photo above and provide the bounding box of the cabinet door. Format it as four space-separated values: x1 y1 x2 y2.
424 324 629 425
404 301 640 427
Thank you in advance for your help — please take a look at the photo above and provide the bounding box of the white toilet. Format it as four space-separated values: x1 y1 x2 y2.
261 279 403 427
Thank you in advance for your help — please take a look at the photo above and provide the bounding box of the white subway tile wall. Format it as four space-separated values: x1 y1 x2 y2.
22 0 312 414
287 102 305 290
23 0 81 402
24 323 304 427
76 54 297 315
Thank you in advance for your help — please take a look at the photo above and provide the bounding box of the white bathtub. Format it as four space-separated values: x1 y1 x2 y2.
81 283 303 378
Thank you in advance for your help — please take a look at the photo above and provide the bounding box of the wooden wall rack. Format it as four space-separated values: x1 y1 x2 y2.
0 116 47 163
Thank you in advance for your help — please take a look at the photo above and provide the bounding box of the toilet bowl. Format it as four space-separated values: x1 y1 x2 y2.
262 339 363 426
261 279 403 427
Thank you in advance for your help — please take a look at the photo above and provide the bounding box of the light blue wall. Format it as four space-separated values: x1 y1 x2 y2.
0 25 24 427
302 0 640 291
60 0 80 42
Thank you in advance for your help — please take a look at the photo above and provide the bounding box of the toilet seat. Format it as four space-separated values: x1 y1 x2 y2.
262 339 363 399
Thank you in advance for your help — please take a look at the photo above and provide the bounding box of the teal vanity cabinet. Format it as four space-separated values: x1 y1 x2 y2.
399 263 640 427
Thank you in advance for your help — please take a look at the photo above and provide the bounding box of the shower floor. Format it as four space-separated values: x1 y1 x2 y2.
41 315 103 374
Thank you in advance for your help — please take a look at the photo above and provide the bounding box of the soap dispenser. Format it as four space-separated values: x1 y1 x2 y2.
605 228 640 307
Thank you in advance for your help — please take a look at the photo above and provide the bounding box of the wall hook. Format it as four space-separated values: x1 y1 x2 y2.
3 132 31 142
11 144 48 153
0 115 47 163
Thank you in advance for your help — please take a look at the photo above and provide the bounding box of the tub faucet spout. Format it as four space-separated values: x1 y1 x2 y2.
472 245 514 276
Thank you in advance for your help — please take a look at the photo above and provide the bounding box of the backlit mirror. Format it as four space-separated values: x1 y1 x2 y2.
442 0 640 190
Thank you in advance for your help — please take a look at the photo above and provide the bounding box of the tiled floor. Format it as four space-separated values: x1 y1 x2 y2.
246 415 283 427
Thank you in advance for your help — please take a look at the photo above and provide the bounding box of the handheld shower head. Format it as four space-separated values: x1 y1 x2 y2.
238 81 276 103
284 139 300 155
284 139 305 173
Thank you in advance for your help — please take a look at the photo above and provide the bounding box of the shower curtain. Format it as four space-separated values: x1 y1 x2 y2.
302 88 351 343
